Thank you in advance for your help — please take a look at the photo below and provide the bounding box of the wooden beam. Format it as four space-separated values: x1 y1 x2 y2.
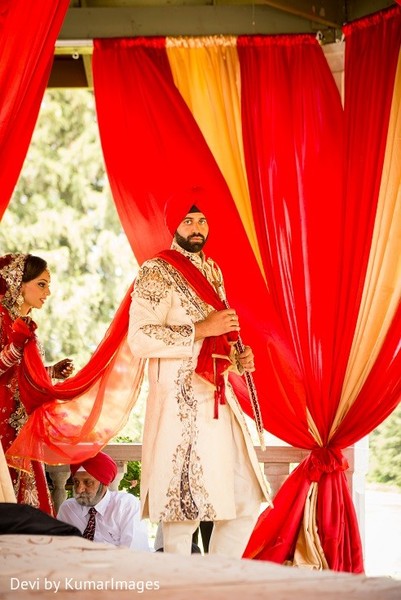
48 56 89 88
59 6 340 39
346 0 395 21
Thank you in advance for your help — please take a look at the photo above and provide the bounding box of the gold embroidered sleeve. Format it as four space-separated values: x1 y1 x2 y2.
133 264 169 309
128 261 195 359
141 324 193 346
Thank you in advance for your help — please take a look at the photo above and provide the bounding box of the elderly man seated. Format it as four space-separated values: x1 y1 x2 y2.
57 451 150 551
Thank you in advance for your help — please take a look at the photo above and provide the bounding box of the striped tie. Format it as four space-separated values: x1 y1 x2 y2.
83 507 97 540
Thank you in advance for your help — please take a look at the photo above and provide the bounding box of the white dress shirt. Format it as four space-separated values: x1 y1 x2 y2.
57 490 150 551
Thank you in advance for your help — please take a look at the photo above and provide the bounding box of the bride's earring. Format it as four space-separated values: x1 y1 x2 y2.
16 293 24 312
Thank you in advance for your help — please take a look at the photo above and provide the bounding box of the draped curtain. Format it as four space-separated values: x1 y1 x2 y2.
239 7 401 570
92 38 308 445
92 6 400 573
0 0 70 220
0 0 147 491
1 0 399 575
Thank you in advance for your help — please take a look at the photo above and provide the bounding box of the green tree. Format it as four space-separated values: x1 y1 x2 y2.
368 404 401 488
0 89 137 371
0 89 148 443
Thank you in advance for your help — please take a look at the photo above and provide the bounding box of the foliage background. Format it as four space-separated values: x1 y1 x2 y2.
0 89 145 445
0 89 398 488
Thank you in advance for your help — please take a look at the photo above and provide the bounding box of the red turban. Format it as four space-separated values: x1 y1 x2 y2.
70 452 117 486
164 185 207 235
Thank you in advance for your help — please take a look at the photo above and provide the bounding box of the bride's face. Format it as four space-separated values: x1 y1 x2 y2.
20 269 51 314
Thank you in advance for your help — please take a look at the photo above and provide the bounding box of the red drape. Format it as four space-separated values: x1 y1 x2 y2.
237 34 361 570
240 9 401 571
336 6 401 392
6 285 145 470
93 38 310 445
238 35 344 441
330 5 401 447
0 0 70 220
93 28 401 571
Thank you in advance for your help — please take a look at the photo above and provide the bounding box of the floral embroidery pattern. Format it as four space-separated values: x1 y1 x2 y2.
156 259 210 320
161 363 216 521
141 324 192 346
8 399 27 435
134 265 169 308
15 469 40 509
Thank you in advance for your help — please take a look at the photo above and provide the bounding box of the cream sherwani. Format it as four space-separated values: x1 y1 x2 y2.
128 242 271 535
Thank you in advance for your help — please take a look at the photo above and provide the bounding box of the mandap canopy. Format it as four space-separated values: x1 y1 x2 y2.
1 0 400 573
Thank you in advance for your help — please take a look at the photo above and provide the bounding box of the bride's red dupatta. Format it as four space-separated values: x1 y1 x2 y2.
6 283 145 471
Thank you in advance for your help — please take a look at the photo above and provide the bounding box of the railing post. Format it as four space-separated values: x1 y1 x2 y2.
263 462 291 497
347 440 368 553
46 465 70 513
255 446 310 498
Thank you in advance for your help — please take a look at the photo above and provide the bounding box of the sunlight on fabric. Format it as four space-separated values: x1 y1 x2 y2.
166 35 264 277
330 42 401 438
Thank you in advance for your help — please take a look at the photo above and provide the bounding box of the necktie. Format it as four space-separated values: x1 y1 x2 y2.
83 507 97 540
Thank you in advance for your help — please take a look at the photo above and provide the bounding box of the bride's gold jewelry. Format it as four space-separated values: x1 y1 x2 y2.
0 254 27 318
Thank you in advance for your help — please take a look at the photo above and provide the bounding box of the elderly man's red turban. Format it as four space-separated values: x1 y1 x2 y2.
70 452 117 486
164 185 207 235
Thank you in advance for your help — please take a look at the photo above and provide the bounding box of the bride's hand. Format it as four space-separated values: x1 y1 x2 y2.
51 358 74 379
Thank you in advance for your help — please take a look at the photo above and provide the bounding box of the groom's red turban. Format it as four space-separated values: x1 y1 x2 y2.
164 185 206 234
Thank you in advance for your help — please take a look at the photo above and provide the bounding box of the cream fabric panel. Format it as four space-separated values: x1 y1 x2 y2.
290 482 329 570
330 51 401 438
166 36 263 273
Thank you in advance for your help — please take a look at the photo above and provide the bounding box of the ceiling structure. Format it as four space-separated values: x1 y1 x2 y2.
50 0 396 88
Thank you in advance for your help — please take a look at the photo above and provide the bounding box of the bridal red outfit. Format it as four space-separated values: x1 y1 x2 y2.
0 254 54 514
1 254 144 508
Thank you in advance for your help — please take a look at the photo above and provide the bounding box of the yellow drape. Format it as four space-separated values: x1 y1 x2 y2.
166 34 400 570
290 482 329 570
330 49 401 438
166 36 264 275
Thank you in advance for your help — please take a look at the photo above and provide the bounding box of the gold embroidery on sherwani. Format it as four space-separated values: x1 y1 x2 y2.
156 259 210 320
135 264 170 308
161 363 216 521
141 324 193 345
134 261 194 345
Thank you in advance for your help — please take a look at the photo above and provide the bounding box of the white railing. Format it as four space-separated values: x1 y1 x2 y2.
47 443 355 512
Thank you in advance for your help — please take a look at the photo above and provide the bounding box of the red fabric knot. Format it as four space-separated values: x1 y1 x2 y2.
306 447 349 483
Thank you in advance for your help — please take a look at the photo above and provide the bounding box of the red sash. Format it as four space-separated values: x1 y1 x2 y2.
156 249 238 418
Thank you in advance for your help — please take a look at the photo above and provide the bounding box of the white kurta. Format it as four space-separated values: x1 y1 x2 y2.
128 242 271 523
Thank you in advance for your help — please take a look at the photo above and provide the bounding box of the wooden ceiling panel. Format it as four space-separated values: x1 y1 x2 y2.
53 0 395 88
